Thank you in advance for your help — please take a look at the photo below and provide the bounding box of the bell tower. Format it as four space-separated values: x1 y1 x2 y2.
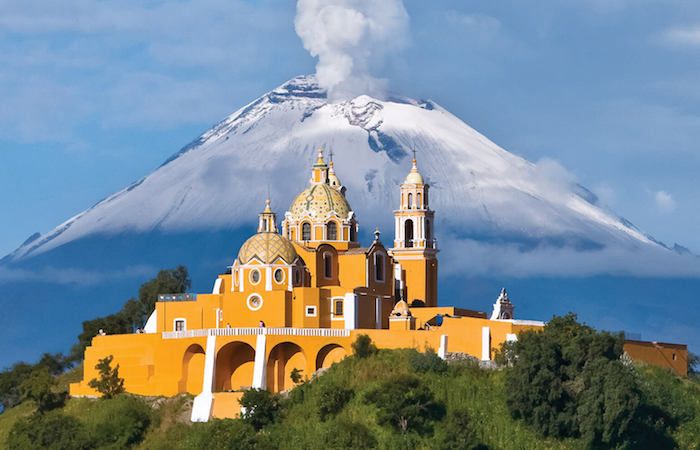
391 152 438 306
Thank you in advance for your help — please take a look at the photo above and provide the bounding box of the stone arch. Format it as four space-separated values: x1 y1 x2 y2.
267 342 306 392
179 344 205 394
315 344 347 371
214 341 256 391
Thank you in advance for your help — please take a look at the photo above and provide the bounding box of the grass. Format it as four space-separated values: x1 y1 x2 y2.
0 350 698 449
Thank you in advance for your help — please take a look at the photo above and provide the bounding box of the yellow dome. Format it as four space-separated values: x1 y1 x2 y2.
238 232 297 264
289 183 352 221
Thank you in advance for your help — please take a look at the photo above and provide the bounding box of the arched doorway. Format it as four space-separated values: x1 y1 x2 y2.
404 219 414 248
267 342 306 392
179 344 205 394
215 341 256 391
315 344 346 370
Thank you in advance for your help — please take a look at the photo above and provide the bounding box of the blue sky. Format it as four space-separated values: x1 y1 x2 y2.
1 0 700 259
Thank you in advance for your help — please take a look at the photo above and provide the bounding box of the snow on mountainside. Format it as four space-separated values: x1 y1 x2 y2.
8 75 662 264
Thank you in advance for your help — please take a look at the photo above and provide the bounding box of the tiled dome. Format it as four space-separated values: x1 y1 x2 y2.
238 232 297 264
289 183 352 221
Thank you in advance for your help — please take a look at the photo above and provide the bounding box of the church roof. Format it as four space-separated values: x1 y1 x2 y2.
289 183 352 221
238 232 297 265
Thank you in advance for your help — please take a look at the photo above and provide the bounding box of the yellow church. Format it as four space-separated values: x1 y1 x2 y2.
70 151 688 421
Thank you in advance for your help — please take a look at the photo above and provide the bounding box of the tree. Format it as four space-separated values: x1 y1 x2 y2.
504 313 654 447
88 355 125 399
434 409 487 450
689 352 699 379
0 362 34 409
239 388 281 431
72 266 190 359
317 382 354 421
290 367 303 385
352 334 377 359
409 348 447 374
365 374 445 435
7 410 92 450
20 367 66 412
322 419 377 450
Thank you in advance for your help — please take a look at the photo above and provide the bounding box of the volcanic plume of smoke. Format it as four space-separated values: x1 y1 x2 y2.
294 0 409 101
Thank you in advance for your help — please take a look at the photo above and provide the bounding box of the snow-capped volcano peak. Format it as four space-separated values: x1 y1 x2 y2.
8 75 667 269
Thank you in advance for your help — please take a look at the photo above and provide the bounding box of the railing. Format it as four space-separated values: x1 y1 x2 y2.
162 327 351 339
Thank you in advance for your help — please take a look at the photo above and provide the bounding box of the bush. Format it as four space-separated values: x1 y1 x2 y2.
239 388 281 431
89 395 152 449
434 409 487 450
504 313 676 448
365 374 445 435
179 419 257 450
290 367 303 385
88 355 125 399
321 418 377 449
409 348 447 374
20 367 66 412
7 410 92 450
352 334 377 359
317 383 354 421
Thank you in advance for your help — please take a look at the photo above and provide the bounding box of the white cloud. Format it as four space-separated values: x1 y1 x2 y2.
658 24 700 48
654 190 676 213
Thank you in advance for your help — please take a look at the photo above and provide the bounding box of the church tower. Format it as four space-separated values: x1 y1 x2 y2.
391 153 438 306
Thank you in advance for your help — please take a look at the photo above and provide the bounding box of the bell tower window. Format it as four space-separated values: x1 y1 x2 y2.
404 219 414 248
407 193 413 209
302 222 311 241
417 193 422 209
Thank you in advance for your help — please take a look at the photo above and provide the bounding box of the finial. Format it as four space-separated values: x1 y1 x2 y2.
411 148 417 164
374 227 381 242
316 148 325 164
328 149 335 168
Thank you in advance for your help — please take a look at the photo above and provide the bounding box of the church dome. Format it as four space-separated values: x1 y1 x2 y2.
289 183 352 221
238 232 297 264
403 158 424 185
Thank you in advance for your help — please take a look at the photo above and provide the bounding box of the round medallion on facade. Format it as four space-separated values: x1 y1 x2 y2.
247 294 263 311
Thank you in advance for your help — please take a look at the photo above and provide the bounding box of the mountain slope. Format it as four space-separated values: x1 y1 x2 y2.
1 75 698 368
7 75 661 264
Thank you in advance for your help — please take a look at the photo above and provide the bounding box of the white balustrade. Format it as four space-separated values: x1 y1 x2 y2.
163 327 350 339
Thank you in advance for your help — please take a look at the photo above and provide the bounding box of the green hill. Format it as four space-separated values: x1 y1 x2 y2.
1 346 698 450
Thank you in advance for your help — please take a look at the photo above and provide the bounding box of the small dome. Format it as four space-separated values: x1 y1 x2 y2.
391 300 411 317
404 158 424 185
238 232 297 264
289 183 352 221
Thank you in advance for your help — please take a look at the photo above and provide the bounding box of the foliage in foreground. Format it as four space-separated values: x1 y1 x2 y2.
88 356 125 399
504 313 695 449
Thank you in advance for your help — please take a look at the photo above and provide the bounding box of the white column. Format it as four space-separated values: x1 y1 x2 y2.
481 327 491 361
191 333 217 422
212 278 222 294
438 334 448 360
344 293 357 330
252 333 267 389
265 266 272 291
287 267 293 291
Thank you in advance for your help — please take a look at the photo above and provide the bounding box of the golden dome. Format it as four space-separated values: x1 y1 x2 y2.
404 158 424 185
289 183 352 221
238 232 297 264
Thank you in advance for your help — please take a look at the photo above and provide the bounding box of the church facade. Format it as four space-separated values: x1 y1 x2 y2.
70 151 689 421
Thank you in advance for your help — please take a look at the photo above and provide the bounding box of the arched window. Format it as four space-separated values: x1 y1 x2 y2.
374 253 385 282
323 253 333 278
417 193 422 209
350 223 357 242
426 219 431 242
404 219 414 248
407 193 413 209
302 222 311 241
327 221 337 240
